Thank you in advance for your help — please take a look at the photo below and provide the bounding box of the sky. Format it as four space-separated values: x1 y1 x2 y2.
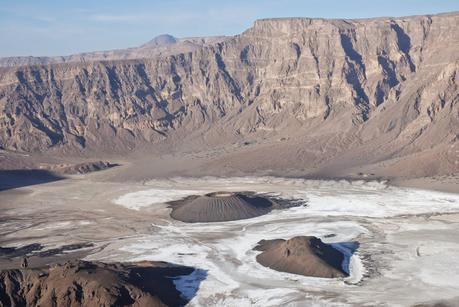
1 0 458 57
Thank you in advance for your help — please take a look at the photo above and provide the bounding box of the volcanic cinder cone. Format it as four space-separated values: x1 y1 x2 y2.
254 236 348 278
169 192 273 223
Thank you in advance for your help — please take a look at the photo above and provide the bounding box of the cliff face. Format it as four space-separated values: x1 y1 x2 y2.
0 13 457 175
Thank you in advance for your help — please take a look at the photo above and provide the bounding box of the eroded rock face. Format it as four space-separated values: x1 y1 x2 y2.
0 260 196 307
254 236 348 278
0 35 228 67
0 13 457 175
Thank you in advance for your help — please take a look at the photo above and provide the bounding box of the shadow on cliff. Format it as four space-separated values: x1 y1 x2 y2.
0 169 64 191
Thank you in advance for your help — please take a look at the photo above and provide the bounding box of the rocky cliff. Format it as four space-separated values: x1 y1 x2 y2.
0 35 228 67
0 12 457 176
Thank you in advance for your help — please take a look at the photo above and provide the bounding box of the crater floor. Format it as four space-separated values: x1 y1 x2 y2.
1 175 459 306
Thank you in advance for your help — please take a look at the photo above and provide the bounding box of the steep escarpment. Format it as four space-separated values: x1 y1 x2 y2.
0 13 457 176
0 35 228 67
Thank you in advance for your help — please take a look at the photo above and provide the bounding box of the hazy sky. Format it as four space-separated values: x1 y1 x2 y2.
1 0 458 57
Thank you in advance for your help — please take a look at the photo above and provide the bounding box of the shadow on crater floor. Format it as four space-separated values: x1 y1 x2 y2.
0 169 64 191
331 241 360 275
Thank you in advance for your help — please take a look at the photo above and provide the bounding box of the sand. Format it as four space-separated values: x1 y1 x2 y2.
413 297 459 307
391 175 459 194
254 236 348 278
1 142 457 195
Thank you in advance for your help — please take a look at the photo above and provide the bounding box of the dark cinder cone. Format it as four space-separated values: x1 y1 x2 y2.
170 192 273 223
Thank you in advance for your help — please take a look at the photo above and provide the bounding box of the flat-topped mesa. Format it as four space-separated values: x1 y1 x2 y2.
244 17 356 34
243 12 459 41
249 11 459 27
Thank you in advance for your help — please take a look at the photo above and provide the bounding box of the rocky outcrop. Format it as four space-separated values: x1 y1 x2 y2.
254 236 348 278
0 260 197 307
0 13 457 176
46 161 117 174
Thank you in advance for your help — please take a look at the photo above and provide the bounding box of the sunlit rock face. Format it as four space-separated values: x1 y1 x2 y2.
0 13 457 178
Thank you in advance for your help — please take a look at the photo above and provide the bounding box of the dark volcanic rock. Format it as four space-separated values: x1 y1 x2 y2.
254 236 348 278
51 161 118 174
0 260 200 307
0 244 43 258
169 192 274 223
